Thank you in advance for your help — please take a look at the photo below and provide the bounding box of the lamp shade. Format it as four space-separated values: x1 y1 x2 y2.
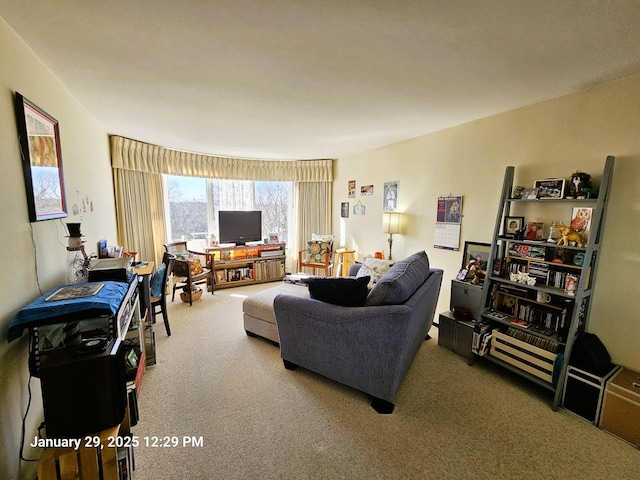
382 212 401 234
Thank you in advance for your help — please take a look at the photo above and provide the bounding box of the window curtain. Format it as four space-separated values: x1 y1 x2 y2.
295 181 333 259
110 136 333 268
113 169 166 266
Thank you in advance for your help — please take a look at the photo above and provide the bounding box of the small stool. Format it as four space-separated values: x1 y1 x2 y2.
334 248 356 277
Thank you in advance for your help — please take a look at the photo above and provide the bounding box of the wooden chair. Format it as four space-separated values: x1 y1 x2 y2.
164 241 214 305
298 239 334 276
150 252 175 336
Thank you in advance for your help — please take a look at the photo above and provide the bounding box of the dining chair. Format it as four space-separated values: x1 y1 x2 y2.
150 252 175 336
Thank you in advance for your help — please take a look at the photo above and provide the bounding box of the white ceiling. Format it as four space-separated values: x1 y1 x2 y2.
3 1 640 160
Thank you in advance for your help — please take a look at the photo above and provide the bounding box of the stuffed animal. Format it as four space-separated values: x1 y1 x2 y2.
465 259 486 285
554 224 585 247
567 171 592 199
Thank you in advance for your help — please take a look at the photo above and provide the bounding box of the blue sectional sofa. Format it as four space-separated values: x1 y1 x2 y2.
274 251 443 413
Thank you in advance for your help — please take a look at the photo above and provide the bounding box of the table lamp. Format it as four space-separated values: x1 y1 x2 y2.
382 212 401 260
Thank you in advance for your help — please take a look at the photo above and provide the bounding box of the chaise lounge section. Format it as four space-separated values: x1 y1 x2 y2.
274 251 443 413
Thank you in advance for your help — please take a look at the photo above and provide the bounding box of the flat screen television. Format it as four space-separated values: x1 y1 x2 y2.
218 210 262 245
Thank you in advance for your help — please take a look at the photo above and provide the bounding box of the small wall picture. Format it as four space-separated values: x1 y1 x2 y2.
341 202 349 218
353 203 366 215
383 181 398 212
360 185 374 196
348 180 356 198
503 216 524 237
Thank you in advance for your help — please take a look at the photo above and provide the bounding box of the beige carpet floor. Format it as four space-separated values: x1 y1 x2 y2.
133 283 639 479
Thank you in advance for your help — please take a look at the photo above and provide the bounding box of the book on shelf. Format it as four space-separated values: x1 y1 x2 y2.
510 318 530 328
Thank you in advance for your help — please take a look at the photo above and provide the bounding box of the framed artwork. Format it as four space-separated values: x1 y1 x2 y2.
215 270 227 283
570 207 592 242
353 202 366 215
461 241 491 271
341 202 349 218
503 216 524 237
534 178 565 199
523 188 539 200
348 180 355 198
360 185 374 196
15 92 67 222
383 181 398 212
268 233 279 243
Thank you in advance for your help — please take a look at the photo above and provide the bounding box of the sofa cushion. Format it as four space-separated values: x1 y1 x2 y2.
355 257 394 288
365 251 430 306
305 276 370 307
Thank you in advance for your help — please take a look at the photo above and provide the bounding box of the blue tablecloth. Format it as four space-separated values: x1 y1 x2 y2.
8 281 130 342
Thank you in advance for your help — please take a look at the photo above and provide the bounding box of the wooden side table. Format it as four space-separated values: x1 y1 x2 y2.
334 248 356 277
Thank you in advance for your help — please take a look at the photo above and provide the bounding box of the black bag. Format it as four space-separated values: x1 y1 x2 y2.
570 332 612 375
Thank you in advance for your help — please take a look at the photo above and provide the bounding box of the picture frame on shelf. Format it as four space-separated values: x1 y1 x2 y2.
523 188 539 200
503 216 524 237
15 92 68 222
268 233 279 243
534 178 565 199
570 207 592 242
525 222 545 241
456 268 468 281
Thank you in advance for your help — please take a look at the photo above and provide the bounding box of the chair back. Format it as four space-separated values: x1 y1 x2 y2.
154 252 176 297
164 241 188 255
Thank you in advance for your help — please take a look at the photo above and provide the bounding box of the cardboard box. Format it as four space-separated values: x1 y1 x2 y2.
599 367 640 447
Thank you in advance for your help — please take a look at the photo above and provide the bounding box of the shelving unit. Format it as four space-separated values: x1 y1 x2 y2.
476 156 614 410
207 242 286 288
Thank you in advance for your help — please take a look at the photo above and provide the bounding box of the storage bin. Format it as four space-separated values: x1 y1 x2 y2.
599 367 640 447
562 364 620 424
490 329 559 383
450 280 483 321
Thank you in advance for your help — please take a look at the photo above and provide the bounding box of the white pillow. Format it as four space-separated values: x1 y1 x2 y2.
355 257 393 288
311 233 335 243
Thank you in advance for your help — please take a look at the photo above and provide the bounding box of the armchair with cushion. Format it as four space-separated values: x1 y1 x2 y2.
298 233 334 276
163 241 214 305
274 251 443 414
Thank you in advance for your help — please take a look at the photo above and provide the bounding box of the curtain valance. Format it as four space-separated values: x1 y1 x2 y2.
110 135 333 182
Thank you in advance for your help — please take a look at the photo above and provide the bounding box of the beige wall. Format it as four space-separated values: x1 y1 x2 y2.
0 19 117 478
334 75 640 372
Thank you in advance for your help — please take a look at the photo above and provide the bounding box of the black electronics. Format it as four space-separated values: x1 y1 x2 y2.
88 257 133 283
218 210 262 245
40 338 127 438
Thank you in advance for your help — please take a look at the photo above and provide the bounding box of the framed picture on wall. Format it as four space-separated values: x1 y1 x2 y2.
15 92 68 222
341 202 349 218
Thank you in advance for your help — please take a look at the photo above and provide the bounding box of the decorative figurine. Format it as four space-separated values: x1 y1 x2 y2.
553 224 585 247
566 171 592 199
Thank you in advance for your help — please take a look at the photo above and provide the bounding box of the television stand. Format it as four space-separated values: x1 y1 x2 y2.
206 243 286 289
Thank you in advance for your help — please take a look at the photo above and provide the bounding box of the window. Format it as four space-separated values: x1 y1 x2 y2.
165 176 294 248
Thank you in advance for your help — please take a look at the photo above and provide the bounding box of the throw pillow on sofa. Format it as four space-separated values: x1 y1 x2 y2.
355 257 393 288
365 251 430 306
304 276 370 307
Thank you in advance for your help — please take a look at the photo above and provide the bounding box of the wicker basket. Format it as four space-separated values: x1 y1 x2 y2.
180 286 203 303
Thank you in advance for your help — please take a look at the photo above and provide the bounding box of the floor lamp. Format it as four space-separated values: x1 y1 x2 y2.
382 212 401 261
